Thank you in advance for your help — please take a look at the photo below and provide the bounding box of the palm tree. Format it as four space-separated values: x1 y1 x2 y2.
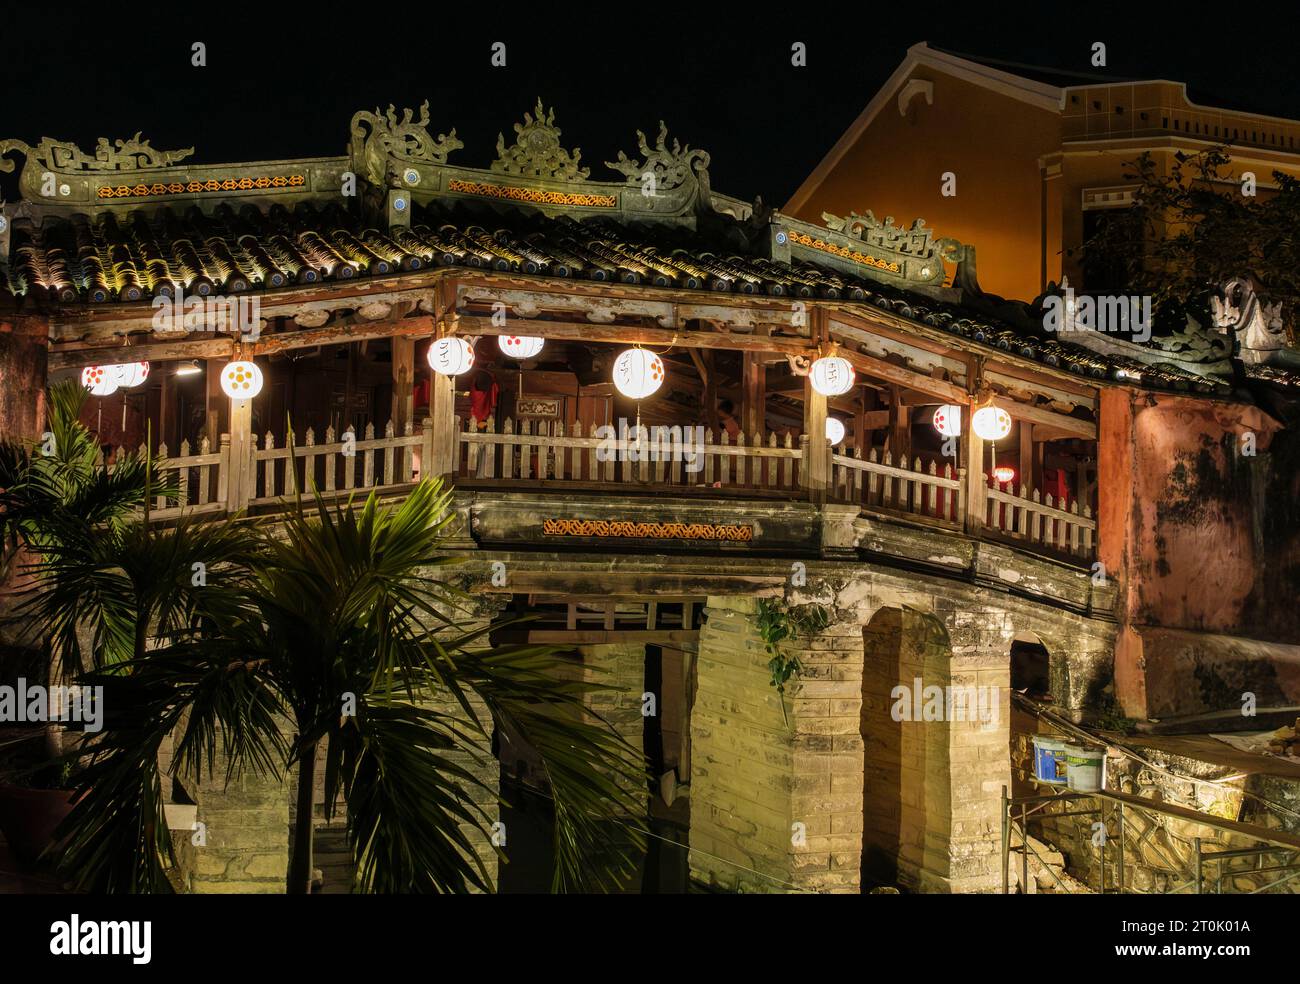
50 479 647 893
0 381 165 766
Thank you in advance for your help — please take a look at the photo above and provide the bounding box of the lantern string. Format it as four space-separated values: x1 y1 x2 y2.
635 333 679 356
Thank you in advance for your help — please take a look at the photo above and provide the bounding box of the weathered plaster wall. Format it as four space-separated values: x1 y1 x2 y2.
1100 388 1300 717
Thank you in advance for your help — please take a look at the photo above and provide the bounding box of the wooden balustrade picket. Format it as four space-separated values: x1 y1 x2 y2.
139 437 225 520
831 448 964 526
251 420 422 506
454 417 802 490
984 475 1095 559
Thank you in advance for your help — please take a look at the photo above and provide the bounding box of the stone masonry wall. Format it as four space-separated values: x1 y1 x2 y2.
187 737 292 894
689 596 864 893
576 643 647 813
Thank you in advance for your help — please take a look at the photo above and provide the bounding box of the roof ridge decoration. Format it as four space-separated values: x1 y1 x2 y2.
774 208 960 288
0 133 194 175
605 122 711 196
822 210 938 258
1212 276 1299 368
349 102 462 187
492 99 589 182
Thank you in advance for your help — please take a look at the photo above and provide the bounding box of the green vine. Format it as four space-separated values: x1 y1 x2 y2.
756 599 830 725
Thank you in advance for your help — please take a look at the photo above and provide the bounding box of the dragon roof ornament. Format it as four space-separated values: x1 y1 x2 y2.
0 133 193 174
349 102 462 187
492 99 589 182
822 210 937 258
1212 276 1297 365
606 121 710 193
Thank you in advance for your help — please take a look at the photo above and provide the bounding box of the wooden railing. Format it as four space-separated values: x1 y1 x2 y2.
454 417 803 492
251 421 425 505
831 449 964 526
134 415 1099 565
983 475 1096 560
148 437 228 521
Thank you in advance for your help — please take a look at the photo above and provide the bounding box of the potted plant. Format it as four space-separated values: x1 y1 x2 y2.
0 742 82 866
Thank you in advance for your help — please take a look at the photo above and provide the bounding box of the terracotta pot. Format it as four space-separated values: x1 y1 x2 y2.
0 782 78 866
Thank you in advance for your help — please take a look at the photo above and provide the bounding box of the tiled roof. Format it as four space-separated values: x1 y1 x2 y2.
0 199 1236 394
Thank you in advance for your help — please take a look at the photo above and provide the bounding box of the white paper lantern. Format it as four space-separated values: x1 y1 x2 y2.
80 366 118 396
498 335 544 360
220 360 263 399
113 362 151 388
612 349 664 400
972 406 1012 442
932 404 962 437
825 417 846 445
808 356 855 397
428 337 475 376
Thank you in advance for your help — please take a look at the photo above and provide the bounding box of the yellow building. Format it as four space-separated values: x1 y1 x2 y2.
787 43 1300 302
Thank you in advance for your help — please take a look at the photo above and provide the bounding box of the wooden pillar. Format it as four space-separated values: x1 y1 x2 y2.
159 371 174 452
204 358 229 448
227 396 253 512
700 349 718 434
1018 421 1034 493
852 391 867 454
741 353 765 438
391 336 415 433
428 370 457 481
962 416 984 533
801 375 830 499
1032 438 1045 494
888 386 910 461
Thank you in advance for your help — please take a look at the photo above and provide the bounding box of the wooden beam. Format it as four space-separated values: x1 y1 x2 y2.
1003 397 1096 440
838 348 967 405
460 314 813 357
48 316 440 372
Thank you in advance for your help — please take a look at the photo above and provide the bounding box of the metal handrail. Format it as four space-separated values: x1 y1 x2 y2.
1002 783 1300 894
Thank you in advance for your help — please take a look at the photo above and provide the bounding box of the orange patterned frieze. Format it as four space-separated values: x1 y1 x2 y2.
788 230 901 273
541 518 753 541
96 174 306 199
447 178 616 208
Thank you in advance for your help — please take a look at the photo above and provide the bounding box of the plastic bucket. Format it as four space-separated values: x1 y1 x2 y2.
1064 744 1105 792
1031 736 1069 784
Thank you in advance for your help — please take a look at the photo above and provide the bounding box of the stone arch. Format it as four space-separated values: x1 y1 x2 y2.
859 604 955 891
1010 630 1053 700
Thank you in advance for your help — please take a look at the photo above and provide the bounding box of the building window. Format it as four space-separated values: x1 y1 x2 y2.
1081 206 1136 293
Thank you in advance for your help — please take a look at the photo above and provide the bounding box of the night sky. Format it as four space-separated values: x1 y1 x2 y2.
2 8 1296 207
